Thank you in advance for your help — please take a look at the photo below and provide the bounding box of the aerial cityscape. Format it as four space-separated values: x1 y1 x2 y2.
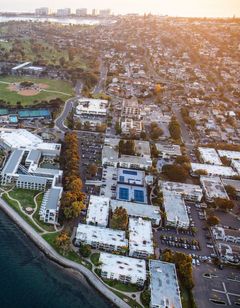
0 1 239 308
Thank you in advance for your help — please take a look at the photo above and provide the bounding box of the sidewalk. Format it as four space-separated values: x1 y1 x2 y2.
0 197 130 308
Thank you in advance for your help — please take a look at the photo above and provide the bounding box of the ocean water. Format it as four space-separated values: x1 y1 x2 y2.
0 210 111 308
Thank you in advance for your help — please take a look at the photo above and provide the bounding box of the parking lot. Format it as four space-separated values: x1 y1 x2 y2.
193 263 240 307
78 132 104 183
155 201 216 263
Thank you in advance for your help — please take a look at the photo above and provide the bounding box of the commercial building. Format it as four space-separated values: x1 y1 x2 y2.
11 62 45 76
75 224 128 252
86 195 110 227
0 129 61 156
191 163 237 177
218 150 240 160
149 260 182 308
212 227 240 244
200 176 229 202
134 140 151 158
76 98 108 116
0 129 63 225
231 159 240 175
111 200 161 225
99 252 146 286
121 118 143 135
156 144 181 158
76 8 88 16
198 147 222 165
121 97 140 119
163 192 190 229
117 168 145 186
216 243 240 263
92 9 99 16
99 9 111 17
129 218 154 258
119 155 152 170
35 7 50 15
160 181 203 202
57 8 71 16
222 179 240 197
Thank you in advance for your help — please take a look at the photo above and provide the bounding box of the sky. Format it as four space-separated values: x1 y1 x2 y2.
0 0 240 17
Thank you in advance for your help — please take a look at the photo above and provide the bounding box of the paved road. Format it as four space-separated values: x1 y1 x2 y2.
54 98 74 132
93 60 108 94
0 198 130 308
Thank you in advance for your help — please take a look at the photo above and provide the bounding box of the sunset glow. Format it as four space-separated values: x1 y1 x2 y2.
2 0 240 17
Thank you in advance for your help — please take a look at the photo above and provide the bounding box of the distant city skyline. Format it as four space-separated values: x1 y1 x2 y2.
1 0 240 17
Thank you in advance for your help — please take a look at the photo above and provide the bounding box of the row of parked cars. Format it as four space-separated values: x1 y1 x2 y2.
160 235 201 251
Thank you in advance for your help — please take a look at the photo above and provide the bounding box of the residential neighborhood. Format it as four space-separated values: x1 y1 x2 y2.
0 9 239 308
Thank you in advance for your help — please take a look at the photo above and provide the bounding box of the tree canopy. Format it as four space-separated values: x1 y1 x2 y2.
110 207 128 230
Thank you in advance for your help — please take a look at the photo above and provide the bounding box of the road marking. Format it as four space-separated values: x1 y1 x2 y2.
212 282 240 306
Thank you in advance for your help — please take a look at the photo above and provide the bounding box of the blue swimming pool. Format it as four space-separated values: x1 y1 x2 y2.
134 189 144 203
9 115 18 123
18 109 51 118
122 170 137 176
119 176 125 182
119 187 129 200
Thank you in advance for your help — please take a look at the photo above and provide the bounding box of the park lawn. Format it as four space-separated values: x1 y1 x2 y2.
32 193 55 232
103 279 141 293
8 188 38 209
42 232 92 270
2 193 42 233
0 76 74 106
112 290 142 308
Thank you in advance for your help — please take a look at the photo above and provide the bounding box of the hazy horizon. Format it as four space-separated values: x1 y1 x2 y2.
0 0 240 17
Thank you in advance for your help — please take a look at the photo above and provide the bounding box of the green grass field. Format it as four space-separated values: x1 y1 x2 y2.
8 188 38 209
0 76 74 106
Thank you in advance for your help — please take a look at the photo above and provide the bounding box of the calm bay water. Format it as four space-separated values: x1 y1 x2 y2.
0 16 113 25
0 210 110 308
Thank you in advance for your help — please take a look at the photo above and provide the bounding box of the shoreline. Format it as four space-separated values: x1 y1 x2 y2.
0 198 130 308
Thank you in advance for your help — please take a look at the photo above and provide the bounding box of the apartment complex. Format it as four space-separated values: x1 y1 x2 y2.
100 252 146 286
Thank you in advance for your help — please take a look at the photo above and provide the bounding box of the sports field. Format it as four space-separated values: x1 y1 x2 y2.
0 76 74 106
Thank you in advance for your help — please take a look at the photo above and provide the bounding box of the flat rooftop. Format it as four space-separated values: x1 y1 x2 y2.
218 150 240 160
163 192 189 226
117 168 145 186
156 143 181 156
76 224 128 248
129 217 154 256
86 195 110 227
222 178 240 191
149 260 182 308
100 252 147 281
160 181 202 198
134 140 151 157
119 155 152 167
0 129 61 153
191 163 237 177
199 147 222 165
76 98 108 114
200 176 229 200
111 200 161 224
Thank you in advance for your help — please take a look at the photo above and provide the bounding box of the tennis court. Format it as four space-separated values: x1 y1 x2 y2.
118 187 129 201
134 189 145 203
18 109 51 118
